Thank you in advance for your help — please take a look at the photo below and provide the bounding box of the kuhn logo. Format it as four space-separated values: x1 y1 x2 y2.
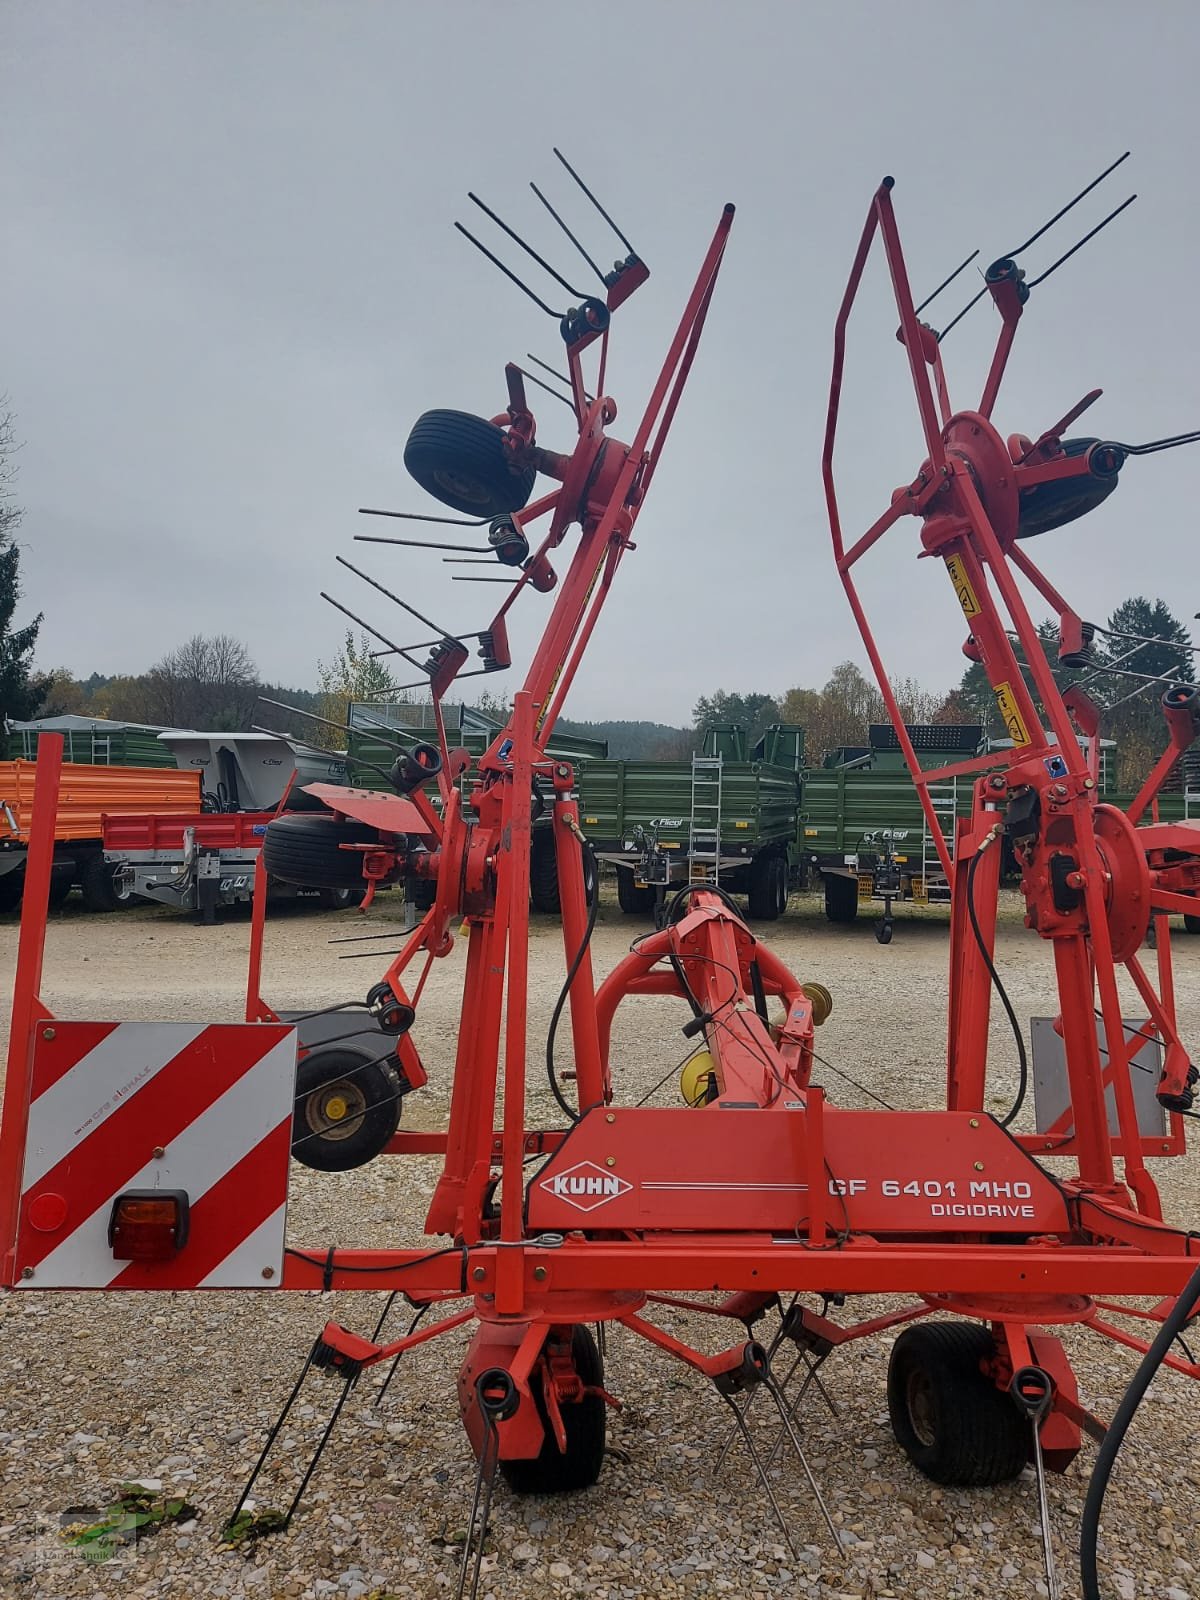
539 1160 632 1212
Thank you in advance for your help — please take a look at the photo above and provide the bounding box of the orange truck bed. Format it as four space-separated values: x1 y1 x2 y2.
0 761 202 845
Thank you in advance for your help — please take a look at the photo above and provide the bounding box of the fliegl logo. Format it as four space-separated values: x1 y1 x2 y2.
539 1160 633 1212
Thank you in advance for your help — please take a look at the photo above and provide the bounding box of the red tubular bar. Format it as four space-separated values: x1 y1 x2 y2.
0 734 62 1275
278 1238 1200 1298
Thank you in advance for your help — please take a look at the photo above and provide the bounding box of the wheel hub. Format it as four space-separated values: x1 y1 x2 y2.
307 1081 367 1140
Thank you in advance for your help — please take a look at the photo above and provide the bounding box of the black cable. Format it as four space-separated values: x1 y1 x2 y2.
284 1243 467 1279
1080 1261 1200 1600
809 1046 895 1112
964 846 1028 1127
546 841 600 1123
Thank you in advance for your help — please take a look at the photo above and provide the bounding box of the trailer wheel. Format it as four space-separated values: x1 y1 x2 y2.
530 828 562 915
291 1046 402 1172
616 867 656 915
887 1322 1027 1486
747 854 788 921
264 814 380 891
530 830 596 916
1185 913 1200 935
0 870 23 913
403 409 537 518
823 872 860 925
499 1325 607 1494
80 856 129 912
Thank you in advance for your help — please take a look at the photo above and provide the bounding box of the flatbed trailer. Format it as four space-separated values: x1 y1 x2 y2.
103 809 367 921
0 759 201 912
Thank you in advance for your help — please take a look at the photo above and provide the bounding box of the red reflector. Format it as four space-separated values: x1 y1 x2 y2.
107 1190 190 1261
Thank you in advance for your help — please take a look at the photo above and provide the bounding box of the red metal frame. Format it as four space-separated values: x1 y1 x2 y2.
6 177 1200 1507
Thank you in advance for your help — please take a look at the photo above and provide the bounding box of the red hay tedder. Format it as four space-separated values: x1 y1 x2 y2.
3 152 1199 1599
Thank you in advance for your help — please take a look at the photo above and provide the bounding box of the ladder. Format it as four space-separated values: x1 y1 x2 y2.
688 755 723 884
921 777 958 902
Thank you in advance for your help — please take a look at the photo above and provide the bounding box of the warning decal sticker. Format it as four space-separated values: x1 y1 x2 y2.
994 681 1032 746
944 554 981 619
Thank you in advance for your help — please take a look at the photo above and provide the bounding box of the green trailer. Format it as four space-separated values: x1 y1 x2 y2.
5 715 178 768
577 724 805 920
805 724 1198 931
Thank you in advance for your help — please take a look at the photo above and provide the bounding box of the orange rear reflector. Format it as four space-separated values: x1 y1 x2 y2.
107 1190 190 1261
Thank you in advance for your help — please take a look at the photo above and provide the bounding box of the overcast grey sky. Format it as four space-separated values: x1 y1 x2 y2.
4 2 1198 723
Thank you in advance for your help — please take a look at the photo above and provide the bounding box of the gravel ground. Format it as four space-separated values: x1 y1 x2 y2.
1 889 1198 1600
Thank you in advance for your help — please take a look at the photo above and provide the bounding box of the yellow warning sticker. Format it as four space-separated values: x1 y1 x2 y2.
994 680 1032 746
944 554 981 619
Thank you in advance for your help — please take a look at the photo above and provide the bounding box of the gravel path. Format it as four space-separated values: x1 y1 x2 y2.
1 891 1198 1600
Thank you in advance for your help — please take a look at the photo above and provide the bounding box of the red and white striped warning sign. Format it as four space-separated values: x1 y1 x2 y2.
13 1022 296 1289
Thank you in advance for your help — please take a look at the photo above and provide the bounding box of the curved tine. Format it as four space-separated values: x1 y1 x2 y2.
457 1413 499 1600
761 1352 838 1471
529 181 608 287
712 1330 799 1477
359 508 489 527
455 221 563 318
914 248 980 316
758 1367 844 1555
717 1391 798 1561
1005 151 1130 258
468 191 587 300
553 148 637 256
356 536 492 554
1025 193 1136 289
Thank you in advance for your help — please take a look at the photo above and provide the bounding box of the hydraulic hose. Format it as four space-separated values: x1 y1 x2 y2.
1080 1260 1200 1599
964 840 1028 1127
545 841 599 1123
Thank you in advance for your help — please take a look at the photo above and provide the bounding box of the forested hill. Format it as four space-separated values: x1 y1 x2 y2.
556 718 692 760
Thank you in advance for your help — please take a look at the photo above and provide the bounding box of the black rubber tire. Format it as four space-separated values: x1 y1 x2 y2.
319 886 366 910
529 831 597 916
409 876 437 912
876 921 894 945
403 409 536 518
291 1046 402 1172
0 869 23 913
747 854 788 921
616 867 656 915
887 1322 1028 1486
264 814 379 891
1184 914 1200 935
1016 436 1120 538
824 872 860 925
529 828 562 915
80 856 127 912
499 1325 606 1494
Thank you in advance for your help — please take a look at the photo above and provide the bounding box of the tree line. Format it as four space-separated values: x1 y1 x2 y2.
691 597 1196 788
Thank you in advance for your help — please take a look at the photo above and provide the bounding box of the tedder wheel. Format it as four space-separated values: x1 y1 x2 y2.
499 1324 607 1494
616 867 656 915
291 1046 402 1172
747 853 788 921
823 872 860 925
80 856 133 912
403 410 537 519
264 813 379 892
887 1322 1028 1486
1185 913 1200 935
